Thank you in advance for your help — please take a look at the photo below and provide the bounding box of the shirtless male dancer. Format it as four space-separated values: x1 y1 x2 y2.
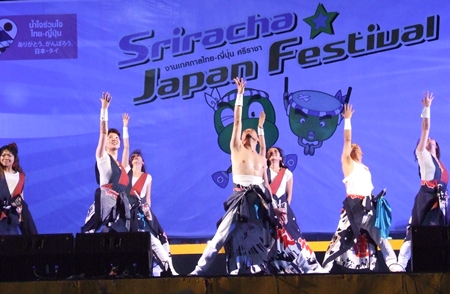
190 78 281 275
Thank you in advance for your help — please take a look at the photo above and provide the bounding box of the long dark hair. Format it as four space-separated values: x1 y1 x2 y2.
129 149 146 173
266 146 287 169
0 142 24 176
414 138 441 178
414 138 440 161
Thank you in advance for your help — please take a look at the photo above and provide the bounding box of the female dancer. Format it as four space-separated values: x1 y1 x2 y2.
0 143 37 235
397 92 449 271
126 149 179 276
265 146 324 273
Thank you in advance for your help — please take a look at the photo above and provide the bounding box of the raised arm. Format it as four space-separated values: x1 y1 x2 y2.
341 104 355 176
96 92 111 159
262 161 273 197
230 77 246 151
121 113 130 167
258 111 266 156
416 91 433 153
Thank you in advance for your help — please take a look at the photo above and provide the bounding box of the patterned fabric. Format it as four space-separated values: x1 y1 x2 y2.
126 171 168 244
223 184 275 274
405 156 449 240
323 196 379 271
334 228 378 270
267 168 322 273
269 202 322 273
82 155 130 233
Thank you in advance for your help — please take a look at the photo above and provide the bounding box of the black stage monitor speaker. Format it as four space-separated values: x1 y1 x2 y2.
74 231 151 278
0 234 74 281
411 226 450 272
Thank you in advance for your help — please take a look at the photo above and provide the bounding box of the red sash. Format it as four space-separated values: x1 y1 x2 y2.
12 172 25 197
118 162 129 187
130 173 147 198
0 172 25 221
270 168 287 194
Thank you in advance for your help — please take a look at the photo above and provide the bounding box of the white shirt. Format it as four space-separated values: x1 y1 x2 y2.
125 166 152 199
343 161 374 196
268 168 293 197
96 152 113 186
4 172 20 195
416 149 437 181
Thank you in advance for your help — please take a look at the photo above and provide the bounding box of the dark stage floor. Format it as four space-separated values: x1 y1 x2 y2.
2 229 449 294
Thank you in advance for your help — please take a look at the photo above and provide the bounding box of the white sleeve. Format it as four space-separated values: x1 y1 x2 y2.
96 151 109 163
4 172 20 195
284 169 293 182
416 149 435 180
96 152 112 185
146 173 153 183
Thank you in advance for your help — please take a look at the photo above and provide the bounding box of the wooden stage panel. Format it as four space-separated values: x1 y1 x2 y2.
1 273 450 294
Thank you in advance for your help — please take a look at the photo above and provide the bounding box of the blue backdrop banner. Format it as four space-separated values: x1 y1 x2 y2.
1 0 449 237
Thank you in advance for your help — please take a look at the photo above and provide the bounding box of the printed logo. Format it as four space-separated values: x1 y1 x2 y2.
0 19 17 54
